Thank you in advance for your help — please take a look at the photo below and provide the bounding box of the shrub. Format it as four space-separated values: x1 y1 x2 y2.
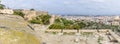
40 15 51 25
29 15 51 25
29 19 42 24
49 18 87 29
49 23 64 29
0 4 5 9
13 10 25 17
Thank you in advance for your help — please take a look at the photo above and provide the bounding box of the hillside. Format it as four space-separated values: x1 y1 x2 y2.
0 14 41 44
0 14 32 31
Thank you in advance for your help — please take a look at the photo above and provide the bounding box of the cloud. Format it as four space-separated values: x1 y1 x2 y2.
2 0 120 15
91 0 107 3
63 1 72 5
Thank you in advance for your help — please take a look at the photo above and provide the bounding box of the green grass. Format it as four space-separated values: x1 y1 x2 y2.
0 29 40 44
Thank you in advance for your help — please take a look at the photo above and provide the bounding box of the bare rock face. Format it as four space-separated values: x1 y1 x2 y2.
0 14 41 44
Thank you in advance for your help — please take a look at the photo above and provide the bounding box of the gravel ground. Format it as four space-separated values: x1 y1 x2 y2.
33 25 119 44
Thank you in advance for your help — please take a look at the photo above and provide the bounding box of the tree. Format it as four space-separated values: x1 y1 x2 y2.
29 19 42 24
30 8 35 11
78 22 86 28
0 4 5 9
49 18 87 31
54 18 61 23
74 21 86 33
49 23 64 29
73 23 80 33
0 0 5 9
13 10 25 18
29 15 51 25
40 15 51 25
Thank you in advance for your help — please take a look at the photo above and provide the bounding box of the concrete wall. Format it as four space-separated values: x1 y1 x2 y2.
46 29 109 33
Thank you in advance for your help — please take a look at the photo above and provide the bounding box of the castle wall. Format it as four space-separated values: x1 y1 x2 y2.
0 9 13 14
22 10 48 20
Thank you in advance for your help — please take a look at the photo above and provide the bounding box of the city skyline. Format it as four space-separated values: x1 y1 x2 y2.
2 0 120 15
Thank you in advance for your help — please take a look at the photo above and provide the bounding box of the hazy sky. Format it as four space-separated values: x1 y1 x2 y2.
1 0 120 15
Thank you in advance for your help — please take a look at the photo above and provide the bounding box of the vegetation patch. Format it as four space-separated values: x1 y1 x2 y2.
97 36 103 44
29 15 51 25
13 10 25 18
0 4 5 9
49 17 120 30
49 18 86 30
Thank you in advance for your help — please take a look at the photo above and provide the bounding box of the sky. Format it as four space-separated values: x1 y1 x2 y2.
1 0 120 15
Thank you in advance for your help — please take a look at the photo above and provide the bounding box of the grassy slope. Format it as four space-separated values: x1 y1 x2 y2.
0 15 40 44
0 28 40 44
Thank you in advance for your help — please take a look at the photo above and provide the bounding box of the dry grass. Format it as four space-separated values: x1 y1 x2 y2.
0 15 40 44
0 28 40 44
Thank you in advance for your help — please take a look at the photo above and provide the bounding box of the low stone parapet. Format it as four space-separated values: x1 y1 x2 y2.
46 29 109 33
